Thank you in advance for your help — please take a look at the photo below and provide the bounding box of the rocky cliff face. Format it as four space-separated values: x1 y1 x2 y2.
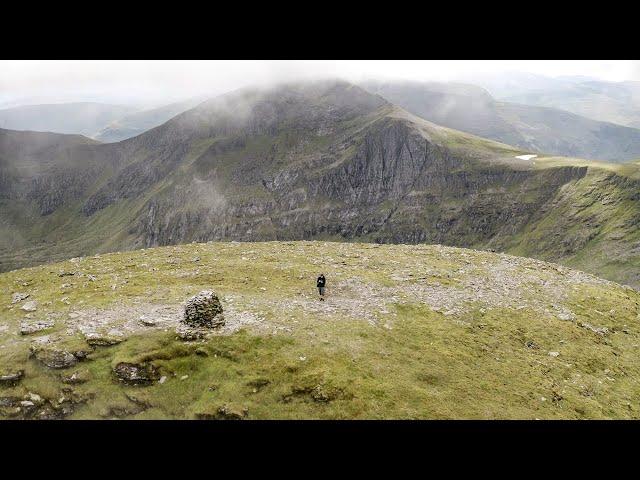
1 80 638 288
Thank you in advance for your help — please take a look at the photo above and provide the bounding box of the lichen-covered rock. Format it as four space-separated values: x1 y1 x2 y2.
183 290 224 328
0 370 24 386
20 319 55 335
30 346 78 369
113 362 160 385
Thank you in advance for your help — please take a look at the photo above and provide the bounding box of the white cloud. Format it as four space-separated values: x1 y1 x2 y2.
0 60 637 108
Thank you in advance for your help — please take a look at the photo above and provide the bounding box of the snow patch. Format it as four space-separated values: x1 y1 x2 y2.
515 154 538 161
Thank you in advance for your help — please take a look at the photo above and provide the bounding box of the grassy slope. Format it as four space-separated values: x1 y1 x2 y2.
1 241 639 419
508 158 640 287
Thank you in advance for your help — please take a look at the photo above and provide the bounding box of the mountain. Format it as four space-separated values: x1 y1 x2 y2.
94 97 207 143
1 241 639 419
1 80 639 289
0 103 136 137
362 80 640 162
504 81 640 129
455 71 581 98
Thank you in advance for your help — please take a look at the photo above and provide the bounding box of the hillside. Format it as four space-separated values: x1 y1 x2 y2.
94 97 207 143
505 81 640 129
1 80 639 290
0 103 136 137
1 241 639 419
362 80 640 162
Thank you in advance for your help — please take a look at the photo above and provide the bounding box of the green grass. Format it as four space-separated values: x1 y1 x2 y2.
2 241 639 419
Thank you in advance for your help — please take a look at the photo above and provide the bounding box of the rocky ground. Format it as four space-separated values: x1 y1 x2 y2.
1 241 639 419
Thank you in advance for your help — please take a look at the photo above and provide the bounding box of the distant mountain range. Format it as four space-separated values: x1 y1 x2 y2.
504 81 640 129
1 80 639 287
0 103 135 138
362 80 640 162
0 98 207 143
5 76 640 162
93 96 208 142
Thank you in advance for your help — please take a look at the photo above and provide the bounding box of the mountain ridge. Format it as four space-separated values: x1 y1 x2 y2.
1 80 639 289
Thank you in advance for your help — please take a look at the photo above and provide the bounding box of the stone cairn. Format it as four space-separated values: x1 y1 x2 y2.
182 290 225 328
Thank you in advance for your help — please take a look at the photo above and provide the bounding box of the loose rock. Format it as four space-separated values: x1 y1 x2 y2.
30 346 78 369
61 370 91 385
0 370 24 386
113 362 160 385
21 301 38 312
20 320 55 335
11 292 30 304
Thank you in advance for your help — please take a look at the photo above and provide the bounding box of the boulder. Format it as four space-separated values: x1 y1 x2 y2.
183 290 224 328
30 346 78 369
113 362 160 385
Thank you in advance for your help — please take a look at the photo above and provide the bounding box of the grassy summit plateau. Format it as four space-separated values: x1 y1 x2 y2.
1 241 639 419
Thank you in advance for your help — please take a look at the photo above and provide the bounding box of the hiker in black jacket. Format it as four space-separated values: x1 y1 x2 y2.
317 274 326 301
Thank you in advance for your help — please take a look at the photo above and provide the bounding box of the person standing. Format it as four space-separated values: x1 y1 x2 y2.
317 274 326 301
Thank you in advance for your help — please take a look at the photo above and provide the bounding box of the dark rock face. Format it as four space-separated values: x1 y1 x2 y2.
113 362 160 385
183 290 224 328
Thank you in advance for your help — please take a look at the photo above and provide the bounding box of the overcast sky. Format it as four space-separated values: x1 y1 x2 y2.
1 60 638 109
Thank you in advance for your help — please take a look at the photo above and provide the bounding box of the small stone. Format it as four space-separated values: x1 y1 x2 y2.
21 301 38 312
87 275 97 282
549 351 560 357
61 370 90 384
180 375 189 380
27 393 43 404
139 316 156 326
11 292 30 304
159 376 167 384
